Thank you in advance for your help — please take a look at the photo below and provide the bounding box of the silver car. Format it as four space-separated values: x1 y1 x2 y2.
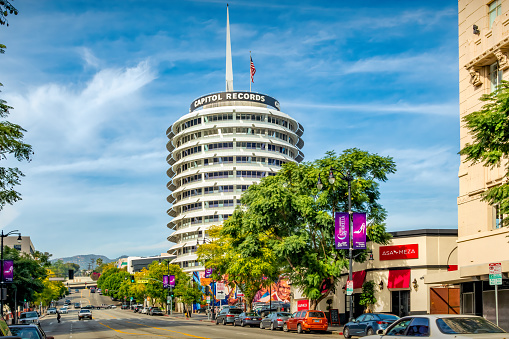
260 312 292 331
19 311 40 324
367 314 506 339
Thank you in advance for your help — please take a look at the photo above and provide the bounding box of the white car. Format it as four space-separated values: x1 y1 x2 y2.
366 314 506 339
60 307 68 314
141 307 149 314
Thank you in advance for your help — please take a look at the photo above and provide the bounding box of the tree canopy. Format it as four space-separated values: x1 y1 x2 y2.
213 149 395 309
0 0 18 27
460 80 509 226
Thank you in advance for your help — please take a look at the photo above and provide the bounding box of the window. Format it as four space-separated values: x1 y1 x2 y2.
406 318 430 337
14 245 21 251
489 0 501 28
490 62 503 92
386 319 412 336
493 204 502 229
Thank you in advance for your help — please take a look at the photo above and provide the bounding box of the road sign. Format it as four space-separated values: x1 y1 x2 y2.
236 286 244 297
346 280 353 295
167 295 172 303
137 280 149 284
489 263 502 286
206 296 210 303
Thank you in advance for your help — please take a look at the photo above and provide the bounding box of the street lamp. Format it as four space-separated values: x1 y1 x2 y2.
318 168 356 322
0 230 22 316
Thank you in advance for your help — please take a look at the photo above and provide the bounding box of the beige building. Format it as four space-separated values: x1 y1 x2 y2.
2 235 35 256
424 0 509 330
291 229 458 325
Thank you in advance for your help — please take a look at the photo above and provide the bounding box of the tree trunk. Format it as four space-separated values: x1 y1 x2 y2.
309 299 318 310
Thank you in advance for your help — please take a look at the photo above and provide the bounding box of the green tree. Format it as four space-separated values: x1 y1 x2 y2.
222 149 395 309
359 280 377 312
96 258 103 267
0 0 18 26
460 80 509 226
197 224 278 311
3 247 49 318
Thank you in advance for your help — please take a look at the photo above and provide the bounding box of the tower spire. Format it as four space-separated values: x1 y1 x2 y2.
226 4 234 92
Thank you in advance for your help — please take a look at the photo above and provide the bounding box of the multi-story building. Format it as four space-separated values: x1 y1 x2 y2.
165 6 304 275
3 235 35 255
166 93 305 273
425 0 509 330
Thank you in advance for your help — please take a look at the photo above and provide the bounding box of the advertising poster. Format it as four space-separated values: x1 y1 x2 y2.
205 268 212 278
2 260 13 283
163 275 169 288
335 212 349 249
169 275 175 288
352 213 367 249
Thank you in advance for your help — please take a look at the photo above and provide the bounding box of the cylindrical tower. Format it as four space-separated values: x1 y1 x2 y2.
166 91 304 273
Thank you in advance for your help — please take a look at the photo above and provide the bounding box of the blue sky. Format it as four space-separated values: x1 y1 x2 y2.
0 0 459 260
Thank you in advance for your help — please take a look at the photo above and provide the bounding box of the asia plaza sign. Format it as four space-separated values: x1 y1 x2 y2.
379 244 419 261
190 91 280 112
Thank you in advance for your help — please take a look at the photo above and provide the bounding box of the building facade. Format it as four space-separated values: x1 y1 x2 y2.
291 229 458 325
425 0 509 330
3 236 35 256
166 93 305 273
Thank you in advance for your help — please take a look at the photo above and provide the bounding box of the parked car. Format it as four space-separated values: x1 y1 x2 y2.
78 310 92 320
215 308 243 325
134 305 144 313
260 312 292 331
47 307 57 315
59 307 68 314
19 311 40 325
149 307 164 316
365 314 506 339
121 304 129 310
283 310 328 333
233 312 262 327
9 323 54 339
343 313 399 338
141 307 149 314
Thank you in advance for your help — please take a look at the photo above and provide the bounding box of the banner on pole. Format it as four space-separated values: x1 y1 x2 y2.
352 213 367 249
335 212 349 249
3 260 13 283
205 268 213 279
169 275 175 288
163 275 169 288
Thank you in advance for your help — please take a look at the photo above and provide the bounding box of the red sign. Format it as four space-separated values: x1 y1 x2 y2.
297 299 309 311
379 244 418 261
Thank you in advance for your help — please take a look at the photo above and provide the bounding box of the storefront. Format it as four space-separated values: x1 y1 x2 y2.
291 229 458 324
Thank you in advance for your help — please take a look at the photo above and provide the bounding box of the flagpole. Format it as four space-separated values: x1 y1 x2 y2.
249 51 252 92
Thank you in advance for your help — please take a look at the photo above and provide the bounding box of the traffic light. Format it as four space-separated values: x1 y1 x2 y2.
130 275 135 283
68 270 74 280
170 290 174 298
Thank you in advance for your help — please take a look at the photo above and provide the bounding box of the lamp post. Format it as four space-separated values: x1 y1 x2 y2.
0 230 22 317
318 168 355 322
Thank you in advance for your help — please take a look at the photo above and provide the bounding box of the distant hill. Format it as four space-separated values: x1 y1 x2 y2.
51 254 128 270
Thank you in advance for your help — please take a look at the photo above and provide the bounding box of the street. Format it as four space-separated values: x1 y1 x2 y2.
39 289 343 338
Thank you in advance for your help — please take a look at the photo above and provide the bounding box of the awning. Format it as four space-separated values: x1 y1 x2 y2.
353 270 366 289
388 269 410 289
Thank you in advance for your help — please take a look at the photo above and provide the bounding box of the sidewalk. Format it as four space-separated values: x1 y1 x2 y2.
164 312 344 334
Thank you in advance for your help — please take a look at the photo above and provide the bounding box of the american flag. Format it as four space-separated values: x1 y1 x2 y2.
250 56 256 83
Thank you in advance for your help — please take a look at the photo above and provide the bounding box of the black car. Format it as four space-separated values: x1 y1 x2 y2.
260 312 292 331
343 313 399 338
74 303 81 309
215 308 243 325
233 312 262 327
9 323 54 339
81 305 94 309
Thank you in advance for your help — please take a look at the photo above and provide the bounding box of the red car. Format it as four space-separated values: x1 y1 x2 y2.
284 310 328 333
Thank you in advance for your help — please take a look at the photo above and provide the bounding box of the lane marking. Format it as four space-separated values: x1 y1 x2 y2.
98 322 172 337
126 321 211 339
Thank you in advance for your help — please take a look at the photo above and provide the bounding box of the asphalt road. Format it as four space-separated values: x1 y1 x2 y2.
39 289 342 338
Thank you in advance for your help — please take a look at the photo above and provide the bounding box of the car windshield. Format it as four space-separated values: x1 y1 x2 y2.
378 314 399 320
245 312 257 316
308 311 325 318
80 310 91 313
436 317 506 334
229 309 242 315
20 312 38 319
10 327 41 339
277 312 292 317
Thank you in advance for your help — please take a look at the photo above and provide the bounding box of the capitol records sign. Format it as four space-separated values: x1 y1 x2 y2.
190 91 280 112
379 244 419 261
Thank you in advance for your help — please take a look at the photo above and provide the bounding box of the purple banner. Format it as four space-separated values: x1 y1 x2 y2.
169 275 175 288
163 275 169 288
352 213 367 249
335 212 349 249
3 260 13 283
205 268 212 278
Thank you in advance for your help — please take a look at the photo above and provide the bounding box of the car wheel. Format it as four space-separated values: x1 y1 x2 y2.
367 328 374 336
222 319 226 326
260 322 264 329
283 323 289 332
297 324 302 334
344 326 351 338
241 320 245 327
270 322 275 331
